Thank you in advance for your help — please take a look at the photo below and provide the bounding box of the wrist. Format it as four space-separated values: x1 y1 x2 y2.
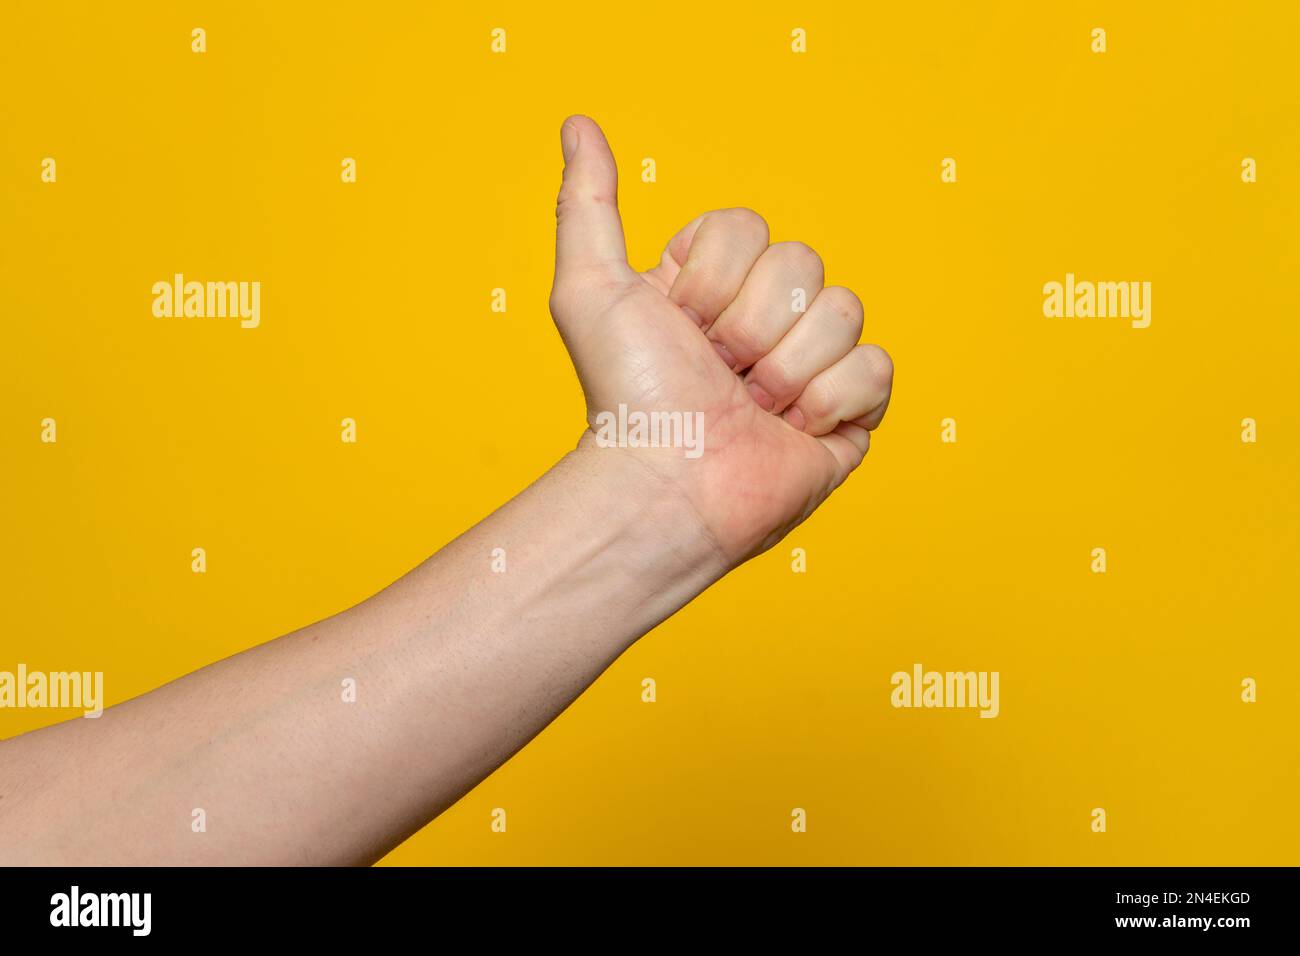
555 437 733 597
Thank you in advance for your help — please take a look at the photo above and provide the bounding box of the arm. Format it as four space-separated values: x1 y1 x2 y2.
0 116 892 865
0 447 721 865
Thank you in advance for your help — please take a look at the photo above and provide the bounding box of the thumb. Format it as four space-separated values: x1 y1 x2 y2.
553 116 631 298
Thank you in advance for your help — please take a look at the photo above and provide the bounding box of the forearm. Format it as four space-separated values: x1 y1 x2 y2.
0 444 727 865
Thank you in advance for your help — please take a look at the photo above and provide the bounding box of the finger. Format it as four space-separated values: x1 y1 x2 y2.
639 214 705 296
741 285 861 412
552 116 633 300
665 208 769 329
706 242 824 374
781 343 894 437
819 422 872 486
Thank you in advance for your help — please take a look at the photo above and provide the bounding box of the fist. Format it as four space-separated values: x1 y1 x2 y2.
550 116 893 565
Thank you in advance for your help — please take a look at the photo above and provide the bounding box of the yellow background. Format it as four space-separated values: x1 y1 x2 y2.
2 1 1297 865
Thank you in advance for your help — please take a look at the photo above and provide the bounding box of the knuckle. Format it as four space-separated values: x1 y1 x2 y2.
556 173 617 215
773 240 823 277
861 344 894 391
710 207 769 246
820 286 864 333
549 278 578 316
755 356 797 397
802 379 838 420
547 287 566 317
718 321 767 365
555 188 577 224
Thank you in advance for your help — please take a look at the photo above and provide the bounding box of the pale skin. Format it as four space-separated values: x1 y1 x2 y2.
0 117 893 865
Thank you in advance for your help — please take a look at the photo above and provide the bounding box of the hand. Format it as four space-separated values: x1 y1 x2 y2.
550 116 894 565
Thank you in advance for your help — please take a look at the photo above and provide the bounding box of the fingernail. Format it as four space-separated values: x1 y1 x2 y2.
746 380 776 412
711 340 737 371
783 406 806 432
680 304 704 328
561 121 578 162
